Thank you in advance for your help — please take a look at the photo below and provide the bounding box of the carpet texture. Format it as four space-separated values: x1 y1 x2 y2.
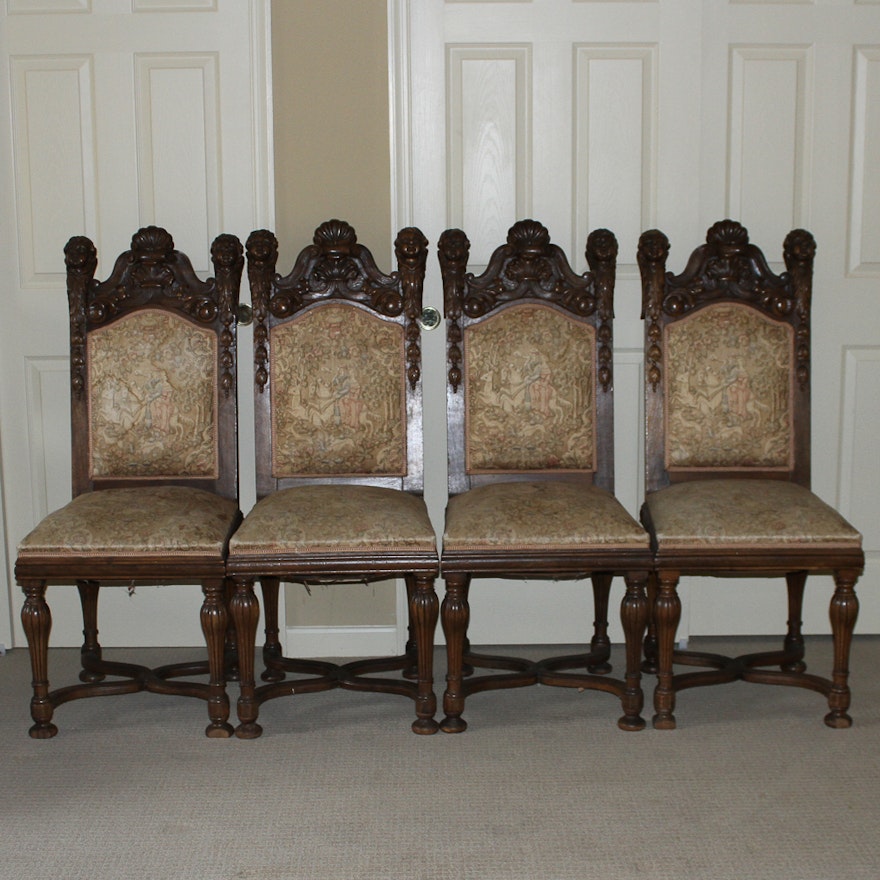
1 637 878 880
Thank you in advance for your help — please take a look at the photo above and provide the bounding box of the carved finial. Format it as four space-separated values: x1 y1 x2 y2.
585 228 618 392
394 226 428 271
130 226 175 261
438 228 470 394
395 227 429 391
507 219 551 255
706 219 749 251
313 219 358 255
246 228 278 271
246 229 279 395
637 229 670 392
64 235 98 277
586 228 618 266
783 228 816 269
438 228 470 318
65 235 97 401
211 233 243 273
211 234 243 399
783 228 815 391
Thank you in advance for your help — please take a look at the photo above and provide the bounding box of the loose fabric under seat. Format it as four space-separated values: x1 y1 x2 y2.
643 480 862 550
17 486 240 559
443 481 649 552
229 484 437 556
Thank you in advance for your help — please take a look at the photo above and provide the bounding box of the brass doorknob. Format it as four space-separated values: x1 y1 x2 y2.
418 306 441 331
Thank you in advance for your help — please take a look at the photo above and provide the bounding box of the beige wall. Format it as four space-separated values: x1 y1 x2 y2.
271 0 392 268
271 1 397 629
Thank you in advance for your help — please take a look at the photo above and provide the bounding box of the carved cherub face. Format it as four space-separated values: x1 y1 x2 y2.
439 229 469 266
64 236 96 273
395 228 428 267
246 230 277 265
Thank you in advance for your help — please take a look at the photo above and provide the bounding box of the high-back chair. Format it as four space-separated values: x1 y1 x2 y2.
637 219 864 728
15 226 244 737
437 219 651 733
227 220 439 738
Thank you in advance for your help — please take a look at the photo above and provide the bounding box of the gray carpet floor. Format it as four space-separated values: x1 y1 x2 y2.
1 636 878 880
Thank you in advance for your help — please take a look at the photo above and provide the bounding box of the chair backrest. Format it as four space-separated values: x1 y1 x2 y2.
66 226 243 501
638 219 814 494
245 220 429 499
439 219 618 496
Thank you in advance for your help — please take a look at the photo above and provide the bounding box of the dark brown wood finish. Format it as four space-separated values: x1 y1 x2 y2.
438 219 651 733
638 220 865 728
15 227 244 738
228 220 439 738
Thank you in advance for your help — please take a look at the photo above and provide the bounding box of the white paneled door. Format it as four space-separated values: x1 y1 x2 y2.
0 0 272 648
394 0 880 643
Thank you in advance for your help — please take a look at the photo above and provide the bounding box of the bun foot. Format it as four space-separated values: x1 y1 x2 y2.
412 717 440 735
235 721 263 739
617 714 646 731
205 721 234 738
440 715 467 733
29 722 59 739
652 712 676 730
824 711 852 729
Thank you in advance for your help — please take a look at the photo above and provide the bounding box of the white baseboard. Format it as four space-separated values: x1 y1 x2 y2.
284 625 402 658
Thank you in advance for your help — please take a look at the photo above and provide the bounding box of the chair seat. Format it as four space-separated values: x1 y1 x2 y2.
643 479 862 549
443 481 649 552
17 486 239 559
228 484 437 556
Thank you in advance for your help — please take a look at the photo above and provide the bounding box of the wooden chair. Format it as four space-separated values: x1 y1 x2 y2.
227 220 439 738
637 219 864 729
15 226 244 738
438 219 651 733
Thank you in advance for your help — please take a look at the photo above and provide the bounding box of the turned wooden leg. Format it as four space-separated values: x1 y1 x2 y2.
782 570 807 673
618 571 648 731
20 579 58 738
200 578 233 738
588 572 612 674
222 578 240 682
652 569 681 730
825 568 859 729
441 572 470 733
76 579 105 683
231 577 262 739
409 574 439 735
402 575 418 680
258 577 285 683
642 571 659 674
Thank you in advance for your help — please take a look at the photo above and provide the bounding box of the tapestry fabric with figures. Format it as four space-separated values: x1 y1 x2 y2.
88 309 219 479
270 302 407 477
664 302 794 470
465 303 596 473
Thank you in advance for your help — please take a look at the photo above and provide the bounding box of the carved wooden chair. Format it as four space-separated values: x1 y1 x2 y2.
227 220 439 738
638 220 864 729
437 219 651 733
15 227 244 738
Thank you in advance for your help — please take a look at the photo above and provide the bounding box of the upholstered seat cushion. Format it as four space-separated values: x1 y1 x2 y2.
443 481 649 552
644 480 862 549
228 485 437 556
17 486 239 558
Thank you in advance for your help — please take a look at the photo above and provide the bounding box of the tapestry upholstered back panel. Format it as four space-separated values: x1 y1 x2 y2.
88 308 219 480
664 302 794 471
269 302 407 478
464 302 596 474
